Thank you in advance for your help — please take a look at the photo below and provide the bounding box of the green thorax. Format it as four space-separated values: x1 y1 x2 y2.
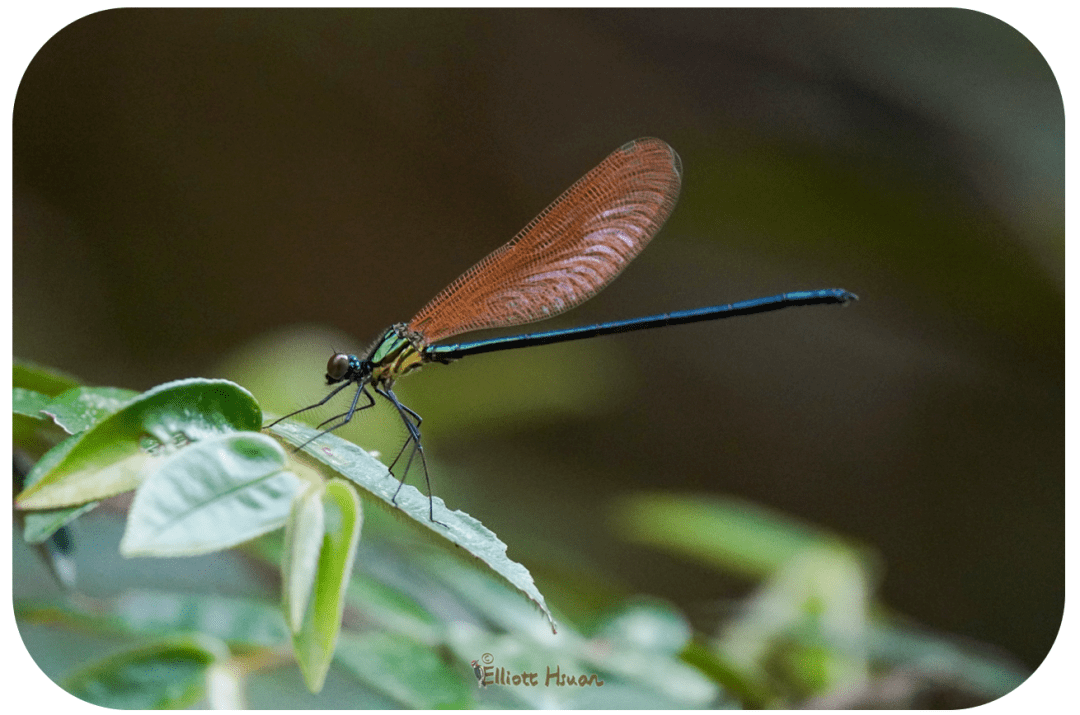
368 323 427 386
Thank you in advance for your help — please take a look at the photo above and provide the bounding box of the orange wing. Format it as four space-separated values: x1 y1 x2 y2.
407 138 683 345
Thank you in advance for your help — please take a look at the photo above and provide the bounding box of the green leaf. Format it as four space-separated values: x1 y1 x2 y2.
445 616 720 709
13 387 51 418
16 387 140 520
112 590 291 648
345 574 441 646
269 420 556 634
62 634 227 709
21 433 102 544
680 640 771 708
713 543 873 697
23 501 99 545
870 620 1029 700
13 387 67 455
432 563 718 706
120 432 300 557
592 600 692 656
20 431 82 490
578 602 718 706
444 624 701 709
335 631 471 708
17 590 289 649
292 479 363 693
417 552 563 644
16 378 262 509
42 385 140 433
13 360 80 396
282 482 326 632
610 493 858 578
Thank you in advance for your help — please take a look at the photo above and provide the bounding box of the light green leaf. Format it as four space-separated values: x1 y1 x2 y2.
16 378 262 509
62 634 227 709
714 543 873 695
42 385 140 433
610 493 855 578
345 574 440 646
443 623 645 709
335 631 471 708
17 590 289 649
113 590 291 648
444 620 718 709
13 387 51 418
580 604 716 706
292 479 363 693
120 432 300 557
592 600 692 656
282 482 326 632
269 420 556 634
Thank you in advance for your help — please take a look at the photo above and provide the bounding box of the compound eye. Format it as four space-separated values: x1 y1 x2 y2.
326 353 351 382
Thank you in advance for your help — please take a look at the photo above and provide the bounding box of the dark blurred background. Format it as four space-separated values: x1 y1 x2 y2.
13 9 1062 673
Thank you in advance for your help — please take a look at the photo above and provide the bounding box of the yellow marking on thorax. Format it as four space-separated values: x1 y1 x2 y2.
370 324 428 387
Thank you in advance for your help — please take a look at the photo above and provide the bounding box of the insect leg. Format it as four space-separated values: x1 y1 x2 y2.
376 386 444 526
263 379 356 428
295 384 375 450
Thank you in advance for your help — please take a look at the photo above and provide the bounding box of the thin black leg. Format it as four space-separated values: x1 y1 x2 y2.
263 379 356 428
385 399 423 473
295 384 376 450
376 386 445 526
314 387 377 430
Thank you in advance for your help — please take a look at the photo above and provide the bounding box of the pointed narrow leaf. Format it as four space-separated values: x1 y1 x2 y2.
120 433 300 557
16 378 262 509
419 553 562 643
13 360 80 395
610 493 853 578
269 420 555 633
292 479 363 693
282 482 327 632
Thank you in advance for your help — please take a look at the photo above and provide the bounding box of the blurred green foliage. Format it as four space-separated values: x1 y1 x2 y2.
14 362 1028 708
